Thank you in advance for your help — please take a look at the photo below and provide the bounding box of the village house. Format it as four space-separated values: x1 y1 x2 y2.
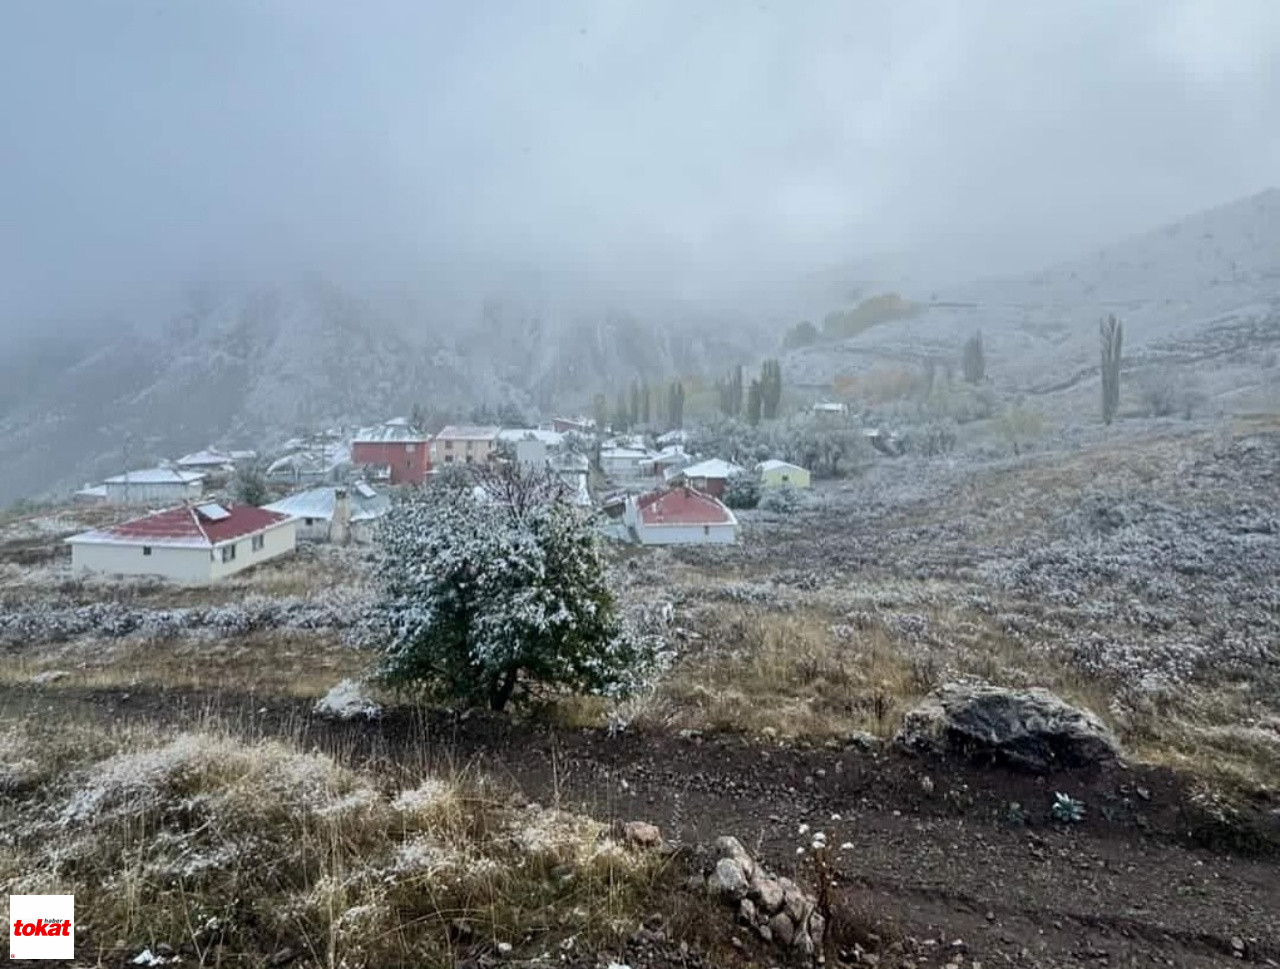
757 459 812 489
665 458 745 498
351 417 432 485
263 482 389 544
266 437 351 486
548 451 591 505
599 445 652 477
552 416 594 435
66 502 297 582
812 401 850 417
103 468 205 505
639 445 689 478
623 487 739 545
431 425 501 467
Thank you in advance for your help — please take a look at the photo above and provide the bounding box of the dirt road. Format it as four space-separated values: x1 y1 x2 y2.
3 684 1277 968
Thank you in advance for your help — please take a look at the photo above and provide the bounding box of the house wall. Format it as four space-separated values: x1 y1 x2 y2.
635 522 737 545
352 441 429 485
689 475 728 498
432 437 497 467
208 520 298 580
761 467 811 489
103 480 203 504
71 541 213 582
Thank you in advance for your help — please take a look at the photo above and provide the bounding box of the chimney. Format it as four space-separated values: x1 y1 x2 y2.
330 487 351 545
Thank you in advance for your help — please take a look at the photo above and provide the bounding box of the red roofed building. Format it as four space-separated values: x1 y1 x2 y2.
352 418 432 485
66 502 297 582
623 486 739 545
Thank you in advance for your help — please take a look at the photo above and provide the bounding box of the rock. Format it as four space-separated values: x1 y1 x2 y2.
155 944 175 957
738 898 757 925
709 857 750 899
783 885 808 923
31 670 69 686
757 923 773 942
808 912 826 949
714 835 754 874
769 912 795 946
313 679 382 721
268 949 297 966
623 820 663 849
685 873 707 892
750 872 785 914
896 683 1120 771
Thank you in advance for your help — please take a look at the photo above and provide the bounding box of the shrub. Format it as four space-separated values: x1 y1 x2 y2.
368 465 661 710
759 485 801 514
723 473 762 509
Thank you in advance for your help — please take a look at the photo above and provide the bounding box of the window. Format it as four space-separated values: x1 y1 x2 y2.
465 454 474 464
444 440 454 450
405 442 414 452
304 517 315 526
251 534 265 552
703 525 710 536
142 545 152 556
781 474 790 483
444 455 454 463
221 544 237 563
465 440 475 450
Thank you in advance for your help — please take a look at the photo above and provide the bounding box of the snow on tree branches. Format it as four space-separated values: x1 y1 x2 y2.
367 465 660 711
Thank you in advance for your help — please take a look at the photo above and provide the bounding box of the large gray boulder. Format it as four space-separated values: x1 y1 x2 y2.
896 683 1120 771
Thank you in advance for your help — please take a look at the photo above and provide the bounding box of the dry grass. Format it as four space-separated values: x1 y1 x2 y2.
0 629 369 698
0 717 675 968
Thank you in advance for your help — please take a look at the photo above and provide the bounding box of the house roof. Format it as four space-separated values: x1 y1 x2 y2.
678 458 746 479
601 446 651 460
104 468 204 486
758 459 808 473
435 425 500 441
498 428 564 446
636 488 737 527
67 504 290 549
175 449 235 468
353 418 429 444
264 486 390 523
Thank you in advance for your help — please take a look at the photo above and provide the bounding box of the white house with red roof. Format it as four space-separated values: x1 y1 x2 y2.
65 503 297 582
623 487 739 545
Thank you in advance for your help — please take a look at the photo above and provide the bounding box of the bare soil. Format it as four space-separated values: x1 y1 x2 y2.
4 682 1276 969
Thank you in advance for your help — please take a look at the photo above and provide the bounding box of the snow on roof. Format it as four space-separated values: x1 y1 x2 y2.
175 449 235 468
264 486 389 523
549 452 590 473
104 468 204 485
497 428 564 446
352 418 429 444
678 458 746 479
636 488 737 527
195 503 231 521
435 425 501 441
601 446 651 459
758 459 808 473
76 484 108 498
67 504 290 549
656 429 688 445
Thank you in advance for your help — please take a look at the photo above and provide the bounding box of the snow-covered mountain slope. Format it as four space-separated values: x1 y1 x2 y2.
0 281 767 504
784 189 1280 394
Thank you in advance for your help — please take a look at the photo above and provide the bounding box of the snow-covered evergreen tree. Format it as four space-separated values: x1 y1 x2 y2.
368 465 658 710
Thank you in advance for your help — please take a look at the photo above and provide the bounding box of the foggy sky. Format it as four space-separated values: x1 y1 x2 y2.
3 0 1279 336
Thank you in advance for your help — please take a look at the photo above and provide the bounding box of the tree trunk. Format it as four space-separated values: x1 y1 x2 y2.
489 667 520 711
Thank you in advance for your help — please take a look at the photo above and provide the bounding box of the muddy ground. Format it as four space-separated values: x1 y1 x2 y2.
3 683 1276 969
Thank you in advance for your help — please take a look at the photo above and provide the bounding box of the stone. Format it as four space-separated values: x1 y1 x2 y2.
714 835 754 876
738 898 757 925
268 949 297 967
768 913 795 947
685 873 707 892
708 857 750 900
750 873 785 914
313 679 382 721
783 886 808 923
895 683 1121 772
809 912 826 949
623 821 663 849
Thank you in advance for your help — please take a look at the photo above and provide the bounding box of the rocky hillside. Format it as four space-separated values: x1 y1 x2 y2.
0 281 767 504
783 188 1280 403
